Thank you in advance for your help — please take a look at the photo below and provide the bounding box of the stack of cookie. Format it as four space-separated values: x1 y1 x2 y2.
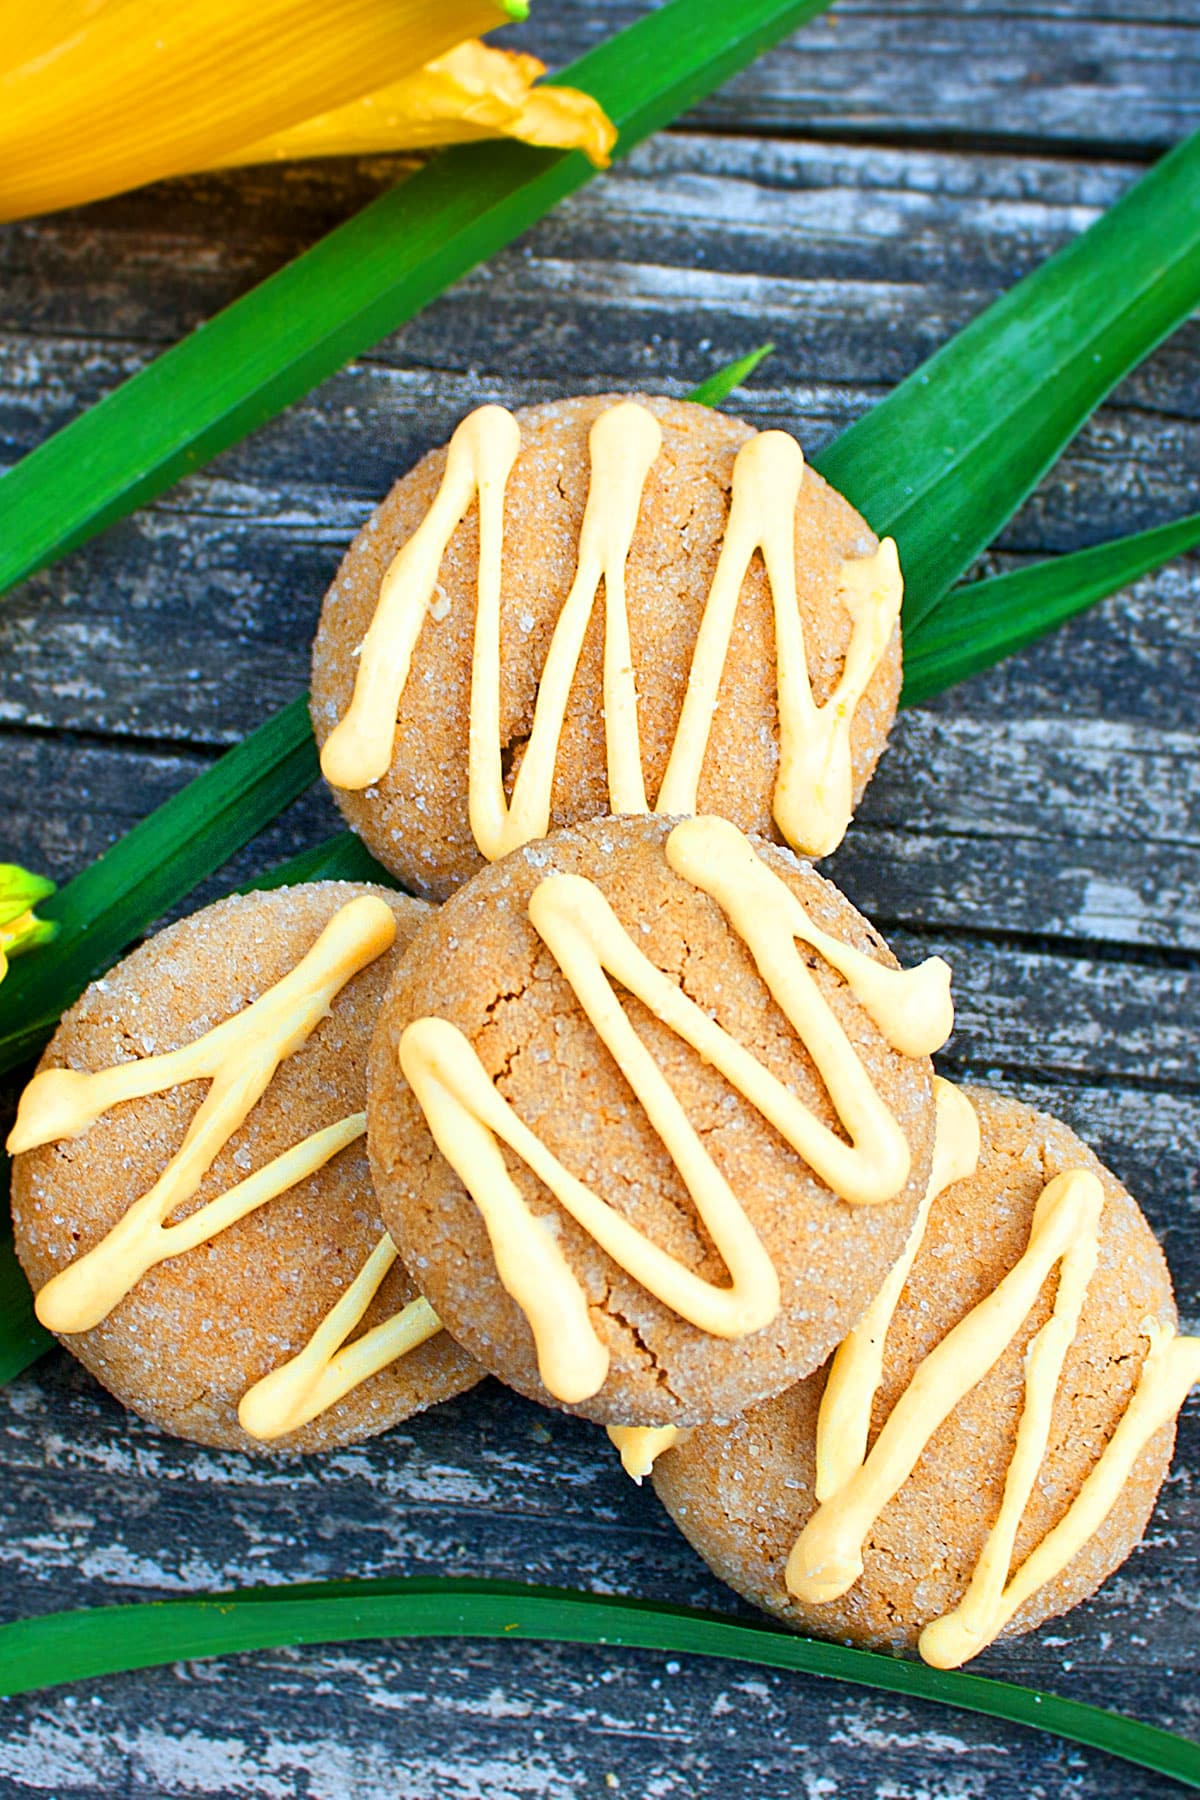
10 393 1198 1672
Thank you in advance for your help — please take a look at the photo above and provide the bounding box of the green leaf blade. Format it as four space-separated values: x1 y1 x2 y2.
0 1582 1196 1789
0 1227 50 1384
816 130 1200 629
902 510 1200 708
0 1 830 600
0 695 317 1075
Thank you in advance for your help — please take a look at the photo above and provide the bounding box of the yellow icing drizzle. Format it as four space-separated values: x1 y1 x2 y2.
320 405 521 791
238 1233 443 1442
320 399 902 862
815 1078 980 1501
786 1148 1200 1668
11 894 397 1333
469 400 663 857
657 436 902 858
41 1112 367 1336
10 894 448 1440
398 815 952 1405
607 1423 684 1482
921 1318 1200 1667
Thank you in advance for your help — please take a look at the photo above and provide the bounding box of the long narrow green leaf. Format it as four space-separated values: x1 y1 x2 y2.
902 511 1200 708
0 1223 49 1381
0 695 316 1075
815 129 1200 629
246 829 395 891
0 1580 1196 1787
0 4 828 598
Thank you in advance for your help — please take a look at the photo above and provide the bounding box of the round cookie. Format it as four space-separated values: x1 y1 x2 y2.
311 391 901 900
368 814 948 1429
10 883 483 1455
652 1086 1187 1664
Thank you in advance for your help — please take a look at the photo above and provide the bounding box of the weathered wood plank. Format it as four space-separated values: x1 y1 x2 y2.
2 139 1196 783
4 137 1196 422
829 710 1200 950
2 16 1198 1796
7 685 1200 957
0 1635 1194 1799
0 1354 1195 1800
3 729 1196 1046
502 0 1200 155
0 733 340 898
3 434 1196 747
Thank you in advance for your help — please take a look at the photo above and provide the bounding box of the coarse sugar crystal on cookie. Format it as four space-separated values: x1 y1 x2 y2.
367 813 952 1428
651 1083 1199 1667
8 883 483 1455
311 391 903 900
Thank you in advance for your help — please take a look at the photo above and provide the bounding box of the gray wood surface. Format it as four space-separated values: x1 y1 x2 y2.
1 2 1199 1795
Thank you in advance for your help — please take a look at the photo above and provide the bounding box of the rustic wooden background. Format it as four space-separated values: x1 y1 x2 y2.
1 1 1198 1794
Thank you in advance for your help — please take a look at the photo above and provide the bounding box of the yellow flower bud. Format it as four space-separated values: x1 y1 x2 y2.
0 865 57 983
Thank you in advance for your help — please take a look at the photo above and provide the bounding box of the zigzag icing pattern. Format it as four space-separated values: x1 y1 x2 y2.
8 895 443 1442
320 400 903 861
399 815 952 1405
787 1083 1200 1667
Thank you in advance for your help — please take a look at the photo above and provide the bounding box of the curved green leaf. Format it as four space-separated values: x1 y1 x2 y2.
902 511 1200 708
0 1580 1196 1788
0 1 826 599
816 129 1200 629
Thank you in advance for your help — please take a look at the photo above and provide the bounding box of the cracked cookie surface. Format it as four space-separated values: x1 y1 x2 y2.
368 816 936 1427
652 1086 1177 1652
310 392 899 900
11 883 483 1454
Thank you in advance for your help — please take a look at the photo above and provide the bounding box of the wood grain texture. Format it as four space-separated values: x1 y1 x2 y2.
1 1 1198 1795
499 0 1200 155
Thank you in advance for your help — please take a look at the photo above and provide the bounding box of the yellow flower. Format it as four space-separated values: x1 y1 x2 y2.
0 865 57 984
211 42 615 172
0 2 614 226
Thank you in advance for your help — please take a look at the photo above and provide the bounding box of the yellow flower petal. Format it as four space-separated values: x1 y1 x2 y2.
0 0 525 224
213 41 616 171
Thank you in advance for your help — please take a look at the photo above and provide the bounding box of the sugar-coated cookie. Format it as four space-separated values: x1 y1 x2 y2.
652 1085 1198 1666
312 392 902 899
9 883 482 1455
368 815 951 1428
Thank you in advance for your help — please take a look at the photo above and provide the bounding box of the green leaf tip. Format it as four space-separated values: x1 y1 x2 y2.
686 343 775 408
501 0 529 19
